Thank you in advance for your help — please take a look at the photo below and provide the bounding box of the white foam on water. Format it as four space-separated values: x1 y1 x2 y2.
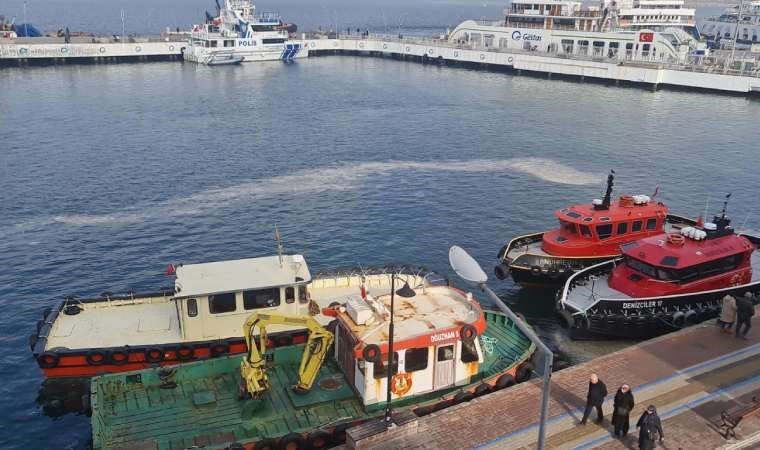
39 158 601 227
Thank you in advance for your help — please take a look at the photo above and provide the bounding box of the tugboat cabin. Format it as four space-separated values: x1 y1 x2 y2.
610 217 757 297
331 286 487 406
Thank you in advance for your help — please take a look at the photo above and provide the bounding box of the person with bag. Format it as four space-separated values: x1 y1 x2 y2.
612 384 635 437
580 373 607 424
719 294 737 334
636 405 664 450
735 292 755 339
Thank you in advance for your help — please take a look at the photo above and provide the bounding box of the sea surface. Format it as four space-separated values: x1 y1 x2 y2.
2 1 760 449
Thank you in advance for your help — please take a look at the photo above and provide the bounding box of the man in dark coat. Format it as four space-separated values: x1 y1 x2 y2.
736 292 755 339
612 384 635 437
636 405 664 450
580 373 607 424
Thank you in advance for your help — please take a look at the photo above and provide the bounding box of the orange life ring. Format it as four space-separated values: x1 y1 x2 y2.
667 233 685 246
391 372 413 396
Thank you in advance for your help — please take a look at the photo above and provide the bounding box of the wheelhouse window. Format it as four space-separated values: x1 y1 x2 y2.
646 218 657 231
209 292 236 314
243 288 281 310
632 220 643 232
580 225 592 238
187 298 198 317
560 220 577 235
298 285 308 304
626 257 658 278
617 222 628 235
404 348 429 372
373 353 398 379
596 224 613 240
285 287 295 304
461 341 479 363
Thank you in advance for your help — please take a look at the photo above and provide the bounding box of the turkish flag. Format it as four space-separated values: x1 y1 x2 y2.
640 32 654 42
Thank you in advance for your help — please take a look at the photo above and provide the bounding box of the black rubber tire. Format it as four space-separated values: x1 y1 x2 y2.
64 304 82 315
279 432 307 450
494 264 509 280
459 324 477 343
256 438 278 450
362 344 382 363
414 404 436 416
494 373 516 390
307 429 331 449
109 348 130 366
144 347 164 363
227 443 245 450
474 383 491 396
210 342 230 358
453 391 474 404
515 363 533 383
86 350 108 366
176 345 194 361
37 352 60 368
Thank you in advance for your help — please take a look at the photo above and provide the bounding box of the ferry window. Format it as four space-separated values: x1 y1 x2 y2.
373 353 398 379
224 40 235 47
617 222 628 235
404 348 429 372
285 287 295 304
560 220 577 235
656 269 675 281
646 218 657 231
461 341 479 363
209 40 218 48
580 225 592 238
596 224 613 240
437 345 455 362
561 39 574 53
244 288 281 310
187 298 198 317
262 38 286 44
626 257 658 278
592 41 605 56
298 285 309 304
632 220 643 232
209 292 236 314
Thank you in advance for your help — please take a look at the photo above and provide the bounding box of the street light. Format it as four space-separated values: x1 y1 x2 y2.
384 275 416 427
448 245 553 449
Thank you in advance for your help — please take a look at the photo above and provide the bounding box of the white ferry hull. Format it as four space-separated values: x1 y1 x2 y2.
184 44 307 64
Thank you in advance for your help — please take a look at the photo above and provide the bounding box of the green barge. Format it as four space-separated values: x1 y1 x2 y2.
90 285 535 450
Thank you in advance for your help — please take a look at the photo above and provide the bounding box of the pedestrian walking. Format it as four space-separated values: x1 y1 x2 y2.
719 294 737 333
580 373 607 424
636 405 664 450
612 384 635 437
736 292 755 339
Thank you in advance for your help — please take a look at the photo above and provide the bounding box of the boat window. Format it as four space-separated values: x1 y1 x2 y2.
626 257 658 278
461 341 479 363
285 287 295 304
262 38 286 44
700 253 743 277
566 211 582 218
437 345 455 362
617 222 628 235
656 269 676 281
243 288 281 310
298 285 309 304
621 241 638 251
209 40 218 48
596 224 613 240
223 40 235 47
404 348 429 372
646 218 657 231
560 220 577 235
561 39 574 53
373 353 398 379
660 256 679 266
187 298 198 317
209 292 236 314
632 220 643 232
580 225 592 238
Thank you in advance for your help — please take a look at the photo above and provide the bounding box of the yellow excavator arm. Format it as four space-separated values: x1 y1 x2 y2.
240 313 334 399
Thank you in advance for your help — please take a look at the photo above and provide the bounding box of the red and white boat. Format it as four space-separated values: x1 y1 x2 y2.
30 253 443 378
558 199 760 339
495 172 692 286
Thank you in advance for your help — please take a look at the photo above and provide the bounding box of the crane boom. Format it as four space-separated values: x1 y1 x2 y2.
240 313 334 398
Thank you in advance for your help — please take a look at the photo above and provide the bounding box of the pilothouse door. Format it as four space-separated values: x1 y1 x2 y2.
434 345 455 390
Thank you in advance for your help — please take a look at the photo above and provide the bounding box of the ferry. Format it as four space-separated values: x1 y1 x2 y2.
30 252 444 378
495 172 693 286
558 198 760 339
89 284 535 450
183 0 307 64
700 1 760 49
447 0 703 63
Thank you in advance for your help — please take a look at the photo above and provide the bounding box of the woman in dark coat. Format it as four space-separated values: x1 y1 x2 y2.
612 384 635 437
636 405 664 450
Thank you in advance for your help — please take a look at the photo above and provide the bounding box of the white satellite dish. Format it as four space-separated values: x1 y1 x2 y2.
449 245 488 285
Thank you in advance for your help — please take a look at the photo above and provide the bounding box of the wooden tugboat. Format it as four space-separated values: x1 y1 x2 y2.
495 172 693 286
89 284 535 450
30 251 443 378
558 197 760 339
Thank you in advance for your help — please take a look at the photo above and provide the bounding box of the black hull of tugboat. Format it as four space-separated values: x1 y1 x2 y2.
498 256 612 287
559 283 760 340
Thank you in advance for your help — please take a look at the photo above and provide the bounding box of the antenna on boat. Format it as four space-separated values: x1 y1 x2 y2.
720 193 732 219
600 169 615 210
703 194 710 223
274 225 284 267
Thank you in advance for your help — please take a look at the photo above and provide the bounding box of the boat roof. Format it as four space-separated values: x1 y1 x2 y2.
621 232 754 269
336 286 486 355
555 195 668 227
175 254 311 298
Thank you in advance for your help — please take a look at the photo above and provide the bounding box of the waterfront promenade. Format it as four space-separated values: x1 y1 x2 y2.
358 309 760 449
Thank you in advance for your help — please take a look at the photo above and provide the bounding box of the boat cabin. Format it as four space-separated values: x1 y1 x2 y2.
330 286 487 407
609 215 756 297
542 194 669 257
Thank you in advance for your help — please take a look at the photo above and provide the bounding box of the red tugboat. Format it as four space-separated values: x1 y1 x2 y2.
495 171 693 286
558 196 760 339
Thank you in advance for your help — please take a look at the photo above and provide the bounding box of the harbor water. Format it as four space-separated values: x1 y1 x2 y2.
2 2 760 449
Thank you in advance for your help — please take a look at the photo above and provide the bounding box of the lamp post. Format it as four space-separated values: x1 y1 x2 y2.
448 246 553 449
384 275 416 427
